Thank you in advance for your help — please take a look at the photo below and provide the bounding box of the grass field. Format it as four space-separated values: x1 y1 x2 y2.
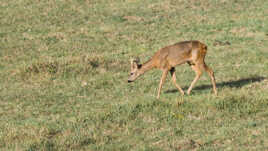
0 0 268 150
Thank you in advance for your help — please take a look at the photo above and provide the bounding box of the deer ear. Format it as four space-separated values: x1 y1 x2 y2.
130 58 134 65
130 58 138 69
134 57 140 64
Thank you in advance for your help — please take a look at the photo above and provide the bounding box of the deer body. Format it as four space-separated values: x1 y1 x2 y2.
128 40 217 99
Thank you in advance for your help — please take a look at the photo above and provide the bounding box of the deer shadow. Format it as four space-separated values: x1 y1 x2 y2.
165 76 266 94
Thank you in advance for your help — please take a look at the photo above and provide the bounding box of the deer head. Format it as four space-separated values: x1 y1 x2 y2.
128 58 142 83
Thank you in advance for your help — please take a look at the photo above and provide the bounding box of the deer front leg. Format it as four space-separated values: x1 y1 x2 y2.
157 69 168 99
170 68 184 95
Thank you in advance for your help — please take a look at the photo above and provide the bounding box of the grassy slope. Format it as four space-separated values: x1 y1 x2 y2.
0 0 268 150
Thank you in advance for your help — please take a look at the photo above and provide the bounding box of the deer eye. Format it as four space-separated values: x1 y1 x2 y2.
130 73 134 75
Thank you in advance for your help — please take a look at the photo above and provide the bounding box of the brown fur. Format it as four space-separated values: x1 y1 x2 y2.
128 40 217 99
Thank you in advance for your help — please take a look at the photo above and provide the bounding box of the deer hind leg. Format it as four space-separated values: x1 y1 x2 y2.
169 68 184 95
187 63 203 95
157 69 168 99
204 63 217 95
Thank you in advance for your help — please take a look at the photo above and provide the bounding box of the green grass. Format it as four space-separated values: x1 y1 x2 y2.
0 0 268 150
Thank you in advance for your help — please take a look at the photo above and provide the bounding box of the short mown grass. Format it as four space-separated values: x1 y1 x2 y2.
0 0 268 150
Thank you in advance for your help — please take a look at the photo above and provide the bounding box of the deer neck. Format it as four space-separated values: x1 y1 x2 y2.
139 59 155 74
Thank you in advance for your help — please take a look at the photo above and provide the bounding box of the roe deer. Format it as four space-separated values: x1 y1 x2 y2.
128 40 217 99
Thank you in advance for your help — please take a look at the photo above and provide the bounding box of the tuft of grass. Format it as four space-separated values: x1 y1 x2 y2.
213 94 267 117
